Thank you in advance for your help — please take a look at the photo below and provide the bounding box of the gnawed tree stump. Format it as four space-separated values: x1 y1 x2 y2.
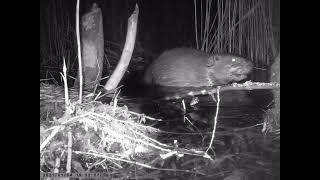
74 3 104 90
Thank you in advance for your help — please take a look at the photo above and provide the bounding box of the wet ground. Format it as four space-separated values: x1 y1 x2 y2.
117 85 280 180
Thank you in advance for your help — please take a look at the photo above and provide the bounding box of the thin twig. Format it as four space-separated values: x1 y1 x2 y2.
40 125 64 152
76 0 83 103
54 156 61 173
193 0 198 49
74 151 206 175
66 131 72 173
61 57 69 106
206 86 221 153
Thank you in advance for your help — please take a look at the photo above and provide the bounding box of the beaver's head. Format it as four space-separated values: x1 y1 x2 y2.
206 54 253 84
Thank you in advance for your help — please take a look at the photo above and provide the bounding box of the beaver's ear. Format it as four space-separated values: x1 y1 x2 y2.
206 55 220 67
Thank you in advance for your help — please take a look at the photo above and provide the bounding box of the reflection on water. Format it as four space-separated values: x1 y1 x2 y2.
122 88 272 127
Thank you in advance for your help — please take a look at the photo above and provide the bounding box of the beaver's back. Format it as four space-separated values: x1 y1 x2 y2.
143 48 252 88
143 48 212 87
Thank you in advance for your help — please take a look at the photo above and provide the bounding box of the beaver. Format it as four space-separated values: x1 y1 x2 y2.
143 48 253 88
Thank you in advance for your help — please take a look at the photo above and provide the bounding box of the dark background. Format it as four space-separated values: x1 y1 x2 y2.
40 0 197 57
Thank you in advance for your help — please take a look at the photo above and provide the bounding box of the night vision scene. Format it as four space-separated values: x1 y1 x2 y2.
40 0 280 179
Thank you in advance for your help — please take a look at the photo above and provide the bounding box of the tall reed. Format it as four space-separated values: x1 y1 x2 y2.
194 0 278 67
40 0 77 79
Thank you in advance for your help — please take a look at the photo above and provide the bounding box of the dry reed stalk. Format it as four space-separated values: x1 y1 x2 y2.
40 0 77 82
193 0 275 67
